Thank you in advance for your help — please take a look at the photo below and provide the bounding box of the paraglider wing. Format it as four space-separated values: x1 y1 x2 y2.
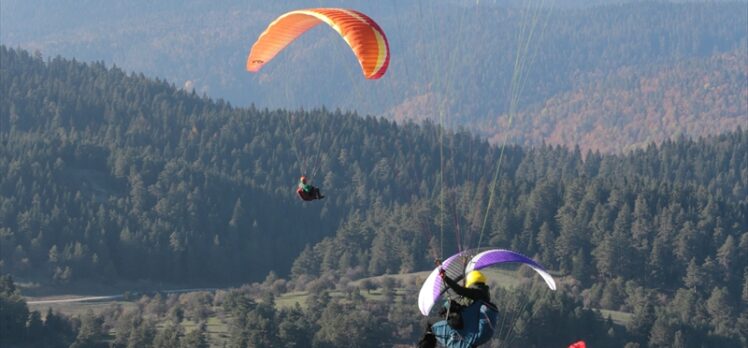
418 252 465 316
465 249 557 291
247 8 390 79
418 249 556 316
568 341 587 348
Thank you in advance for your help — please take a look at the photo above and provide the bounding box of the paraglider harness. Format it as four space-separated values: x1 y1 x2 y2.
418 299 468 348
297 176 324 201
441 299 465 329
441 292 497 330
433 296 499 348
427 258 499 348
296 186 322 201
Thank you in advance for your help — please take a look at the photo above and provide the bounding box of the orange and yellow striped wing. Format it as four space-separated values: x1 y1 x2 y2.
247 8 389 80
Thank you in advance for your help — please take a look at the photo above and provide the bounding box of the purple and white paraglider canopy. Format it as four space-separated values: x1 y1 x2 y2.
418 249 556 316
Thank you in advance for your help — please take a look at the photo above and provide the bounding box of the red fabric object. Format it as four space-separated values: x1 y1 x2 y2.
568 341 586 348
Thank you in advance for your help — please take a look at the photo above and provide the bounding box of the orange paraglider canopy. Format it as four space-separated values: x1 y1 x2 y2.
568 341 586 348
246 8 390 79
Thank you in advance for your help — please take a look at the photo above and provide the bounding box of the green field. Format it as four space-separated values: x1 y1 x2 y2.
23 269 631 347
598 309 634 326
28 299 136 318
25 267 562 316
180 317 230 347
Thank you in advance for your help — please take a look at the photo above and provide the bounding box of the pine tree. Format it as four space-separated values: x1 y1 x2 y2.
70 310 103 348
706 287 734 337
716 235 737 282
648 313 676 348
182 322 209 348
152 321 182 348
0 275 29 345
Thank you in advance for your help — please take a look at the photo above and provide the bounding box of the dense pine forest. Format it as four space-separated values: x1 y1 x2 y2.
2 1 746 153
1 46 747 347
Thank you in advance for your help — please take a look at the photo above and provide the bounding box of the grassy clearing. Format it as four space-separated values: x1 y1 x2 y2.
274 268 540 310
25 273 630 348
349 267 543 289
28 292 230 346
181 317 230 347
598 309 633 326
28 300 136 317
481 268 525 288
28 267 551 316
349 271 430 286
23 267 609 347
274 291 310 309
17 277 198 298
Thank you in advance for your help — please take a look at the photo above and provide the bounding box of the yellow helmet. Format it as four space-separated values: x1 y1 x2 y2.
465 270 486 288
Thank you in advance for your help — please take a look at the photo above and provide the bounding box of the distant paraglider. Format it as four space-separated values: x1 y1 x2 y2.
247 8 390 79
246 8 390 201
297 176 324 201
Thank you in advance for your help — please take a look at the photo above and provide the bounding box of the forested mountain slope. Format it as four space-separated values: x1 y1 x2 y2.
0 46 504 284
2 1 745 153
2 46 747 346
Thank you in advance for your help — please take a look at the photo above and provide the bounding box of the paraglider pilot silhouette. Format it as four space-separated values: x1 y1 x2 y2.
297 176 324 201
